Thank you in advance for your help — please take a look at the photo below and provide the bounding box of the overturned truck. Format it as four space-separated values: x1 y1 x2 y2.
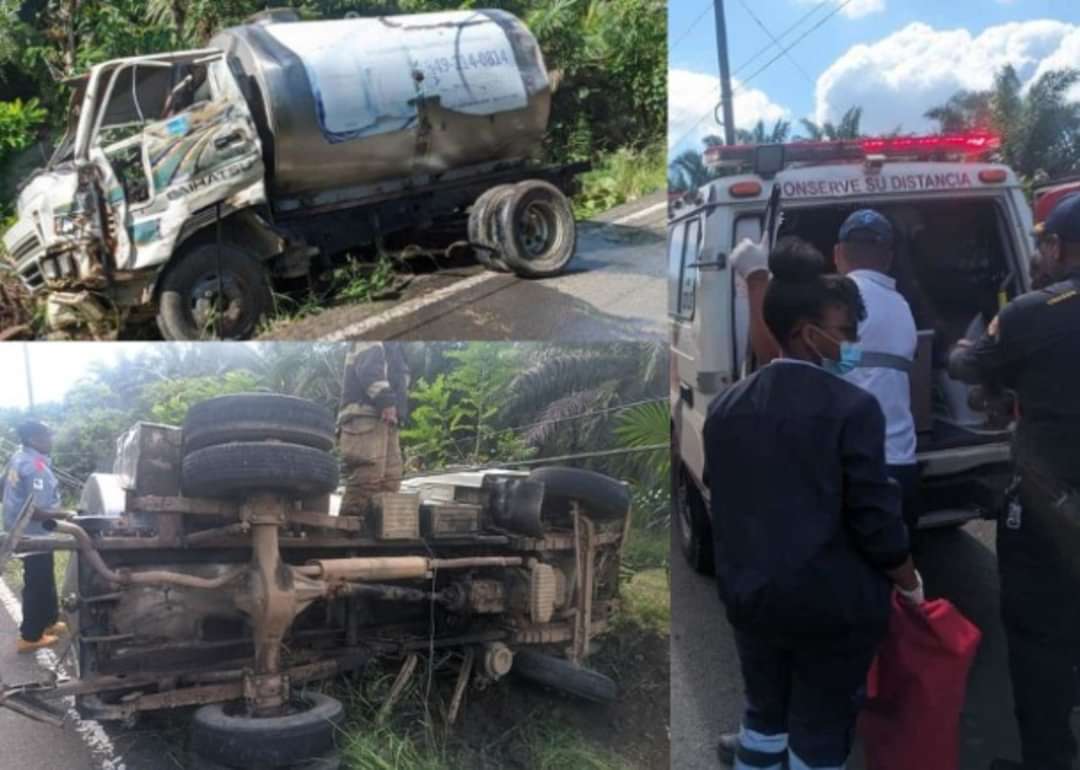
0 394 630 768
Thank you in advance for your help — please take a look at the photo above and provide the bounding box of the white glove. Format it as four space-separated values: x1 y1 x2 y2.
896 570 925 606
730 237 770 281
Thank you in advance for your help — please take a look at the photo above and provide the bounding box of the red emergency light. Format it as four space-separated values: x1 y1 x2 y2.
703 131 1002 173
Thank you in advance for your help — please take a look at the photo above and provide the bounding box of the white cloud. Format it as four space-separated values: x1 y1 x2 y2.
796 0 885 20
814 20 1080 135
668 68 790 151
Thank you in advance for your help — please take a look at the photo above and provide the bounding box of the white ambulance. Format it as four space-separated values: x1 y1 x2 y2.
669 133 1033 573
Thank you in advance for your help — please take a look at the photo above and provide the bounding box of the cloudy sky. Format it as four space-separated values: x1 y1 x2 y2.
668 0 1080 156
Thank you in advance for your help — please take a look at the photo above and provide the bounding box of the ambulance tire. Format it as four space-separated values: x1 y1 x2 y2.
157 243 272 341
512 650 617 703
468 185 512 272
529 467 631 521
675 463 714 576
189 692 344 769
497 180 576 278
182 393 335 454
181 442 339 499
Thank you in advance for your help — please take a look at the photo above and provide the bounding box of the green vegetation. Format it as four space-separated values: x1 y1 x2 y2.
573 143 666 219
2 550 69 594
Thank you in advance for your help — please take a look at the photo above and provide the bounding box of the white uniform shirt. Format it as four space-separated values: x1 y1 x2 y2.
843 269 918 466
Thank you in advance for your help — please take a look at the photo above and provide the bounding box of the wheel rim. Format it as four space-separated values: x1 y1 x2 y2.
676 471 693 552
190 271 249 338
517 201 557 259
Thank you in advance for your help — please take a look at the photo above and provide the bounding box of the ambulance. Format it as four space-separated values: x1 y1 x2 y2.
669 132 1034 572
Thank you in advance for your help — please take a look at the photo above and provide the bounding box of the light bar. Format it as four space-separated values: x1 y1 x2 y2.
703 131 1001 169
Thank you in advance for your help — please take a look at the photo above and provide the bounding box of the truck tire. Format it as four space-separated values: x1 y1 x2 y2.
512 650 617 703
497 180 576 278
468 185 512 272
183 394 335 454
529 466 631 521
157 242 272 341
189 693 344 769
675 463 714 576
182 442 339 498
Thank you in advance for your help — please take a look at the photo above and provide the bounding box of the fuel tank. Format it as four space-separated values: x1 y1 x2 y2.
210 9 551 197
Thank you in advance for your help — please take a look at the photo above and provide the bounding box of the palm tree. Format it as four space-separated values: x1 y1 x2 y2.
668 148 716 192
797 106 864 141
735 118 790 145
925 64 1080 178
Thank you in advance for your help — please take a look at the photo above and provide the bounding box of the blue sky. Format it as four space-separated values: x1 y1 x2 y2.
668 0 1080 155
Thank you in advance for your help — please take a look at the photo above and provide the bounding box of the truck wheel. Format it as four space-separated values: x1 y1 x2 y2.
468 185 512 272
189 693 344 769
675 464 714 576
512 650 617 703
497 180 576 278
529 467 631 521
188 753 341 770
183 394 335 454
157 243 272 341
182 442 339 498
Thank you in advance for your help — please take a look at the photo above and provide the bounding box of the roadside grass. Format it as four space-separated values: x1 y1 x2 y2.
572 143 667 220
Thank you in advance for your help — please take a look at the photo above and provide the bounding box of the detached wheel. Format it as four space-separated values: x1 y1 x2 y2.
468 185 512 272
675 462 714 576
183 394 335 453
496 180 576 278
190 692 344 769
182 442 339 498
529 466 631 521
157 242 272 341
512 650 617 703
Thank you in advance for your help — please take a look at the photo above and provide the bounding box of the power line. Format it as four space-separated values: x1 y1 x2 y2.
671 0 852 151
670 1 716 53
735 0 815 86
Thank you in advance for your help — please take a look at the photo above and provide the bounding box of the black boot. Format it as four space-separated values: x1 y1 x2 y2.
717 732 738 765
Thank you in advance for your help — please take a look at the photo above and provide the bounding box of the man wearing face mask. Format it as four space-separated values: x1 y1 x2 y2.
949 192 1080 770
733 209 921 534
707 237 920 770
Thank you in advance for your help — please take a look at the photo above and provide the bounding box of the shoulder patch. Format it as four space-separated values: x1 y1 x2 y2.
33 458 46 473
1047 289 1078 306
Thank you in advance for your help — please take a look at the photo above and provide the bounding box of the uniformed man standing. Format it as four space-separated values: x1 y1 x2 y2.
949 193 1080 770
337 343 410 518
2 421 67 653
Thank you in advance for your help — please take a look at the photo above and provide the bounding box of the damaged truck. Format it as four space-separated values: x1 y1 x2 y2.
0 394 630 768
2 8 583 340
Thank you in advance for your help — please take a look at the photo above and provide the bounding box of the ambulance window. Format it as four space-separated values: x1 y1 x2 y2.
668 224 687 316
679 218 702 317
733 215 762 246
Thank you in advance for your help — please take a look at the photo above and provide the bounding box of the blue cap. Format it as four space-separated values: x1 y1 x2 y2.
838 209 893 244
1043 192 1080 243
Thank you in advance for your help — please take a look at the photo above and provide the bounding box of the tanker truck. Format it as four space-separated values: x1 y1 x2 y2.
1 8 584 340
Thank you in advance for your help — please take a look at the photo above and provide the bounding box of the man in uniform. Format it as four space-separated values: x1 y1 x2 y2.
949 192 1080 770
337 343 410 518
2 421 67 652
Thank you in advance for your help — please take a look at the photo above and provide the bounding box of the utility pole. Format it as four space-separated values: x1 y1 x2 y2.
714 0 737 145
22 343 34 411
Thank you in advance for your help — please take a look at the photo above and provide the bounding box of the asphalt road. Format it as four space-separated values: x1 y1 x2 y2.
672 520 1080 770
270 192 667 342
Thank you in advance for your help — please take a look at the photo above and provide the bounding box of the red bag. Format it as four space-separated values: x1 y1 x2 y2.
859 593 982 770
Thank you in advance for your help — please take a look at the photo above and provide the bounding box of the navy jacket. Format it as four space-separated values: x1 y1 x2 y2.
704 359 910 640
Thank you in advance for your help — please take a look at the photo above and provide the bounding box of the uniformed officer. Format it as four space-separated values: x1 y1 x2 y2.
2 421 67 652
948 192 1080 770
337 343 410 518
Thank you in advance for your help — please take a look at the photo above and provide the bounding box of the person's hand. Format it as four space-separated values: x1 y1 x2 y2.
730 237 769 281
896 570 925 606
381 407 398 426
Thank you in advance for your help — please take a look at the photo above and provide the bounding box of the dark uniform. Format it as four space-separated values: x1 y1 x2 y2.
950 266 1080 770
705 359 910 770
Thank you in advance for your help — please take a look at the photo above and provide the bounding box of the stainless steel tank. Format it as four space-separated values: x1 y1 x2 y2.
210 10 551 197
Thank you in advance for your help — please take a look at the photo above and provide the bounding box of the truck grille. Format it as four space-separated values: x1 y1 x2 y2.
9 234 45 292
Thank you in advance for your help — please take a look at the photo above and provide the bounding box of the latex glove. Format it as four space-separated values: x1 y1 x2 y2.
896 570 925 606
730 237 769 281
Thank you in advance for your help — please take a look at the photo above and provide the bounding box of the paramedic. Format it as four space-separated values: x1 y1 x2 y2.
949 192 1080 770
708 236 921 770
2 421 67 653
734 210 922 532
337 343 410 518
